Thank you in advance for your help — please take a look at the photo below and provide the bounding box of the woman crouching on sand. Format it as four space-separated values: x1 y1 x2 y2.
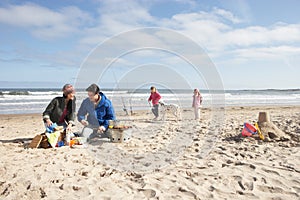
42 84 76 132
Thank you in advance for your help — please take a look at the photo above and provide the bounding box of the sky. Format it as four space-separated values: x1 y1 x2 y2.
0 0 300 90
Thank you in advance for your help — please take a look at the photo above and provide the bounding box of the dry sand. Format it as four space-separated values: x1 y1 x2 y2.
0 106 299 200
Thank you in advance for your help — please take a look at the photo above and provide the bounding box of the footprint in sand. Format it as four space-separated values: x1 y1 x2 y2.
257 185 284 194
261 177 267 184
178 187 198 199
234 176 254 191
134 156 145 160
39 187 47 198
292 186 300 193
261 168 280 176
1 183 11 196
72 185 81 191
138 189 156 198
246 182 254 191
238 180 246 191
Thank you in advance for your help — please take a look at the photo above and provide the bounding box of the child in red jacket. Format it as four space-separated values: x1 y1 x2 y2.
148 86 161 120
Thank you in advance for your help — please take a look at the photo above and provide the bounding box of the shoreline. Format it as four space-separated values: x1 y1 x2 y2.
1 104 300 117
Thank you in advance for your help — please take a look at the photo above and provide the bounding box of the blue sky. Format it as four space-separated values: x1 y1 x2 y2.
0 0 299 89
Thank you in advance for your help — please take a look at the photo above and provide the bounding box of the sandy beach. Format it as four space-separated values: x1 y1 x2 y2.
0 106 299 200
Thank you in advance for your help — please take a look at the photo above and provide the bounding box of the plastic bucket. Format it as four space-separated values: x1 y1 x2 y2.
242 123 257 137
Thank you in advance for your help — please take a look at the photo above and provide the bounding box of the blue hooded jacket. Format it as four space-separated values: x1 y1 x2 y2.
77 92 115 129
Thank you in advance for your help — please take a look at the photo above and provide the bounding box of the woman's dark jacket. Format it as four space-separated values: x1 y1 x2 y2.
43 96 76 125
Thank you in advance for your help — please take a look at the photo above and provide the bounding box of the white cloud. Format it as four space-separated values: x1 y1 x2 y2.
214 45 300 70
2 1 299 53
218 0 253 23
224 23 300 47
233 46 300 59
79 0 156 45
0 3 93 39
100 0 154 23
4 1 293 56
212 7 242 24
0 3 61 27
158 10 300 52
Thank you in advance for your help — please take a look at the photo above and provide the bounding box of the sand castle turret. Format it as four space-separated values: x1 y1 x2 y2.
258 112 290 141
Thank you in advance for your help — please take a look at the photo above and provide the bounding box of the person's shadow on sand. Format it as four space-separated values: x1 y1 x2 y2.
0 137 33 144
0 137 33 149
0 134 112 148
223 135 244 142
87 133 111 147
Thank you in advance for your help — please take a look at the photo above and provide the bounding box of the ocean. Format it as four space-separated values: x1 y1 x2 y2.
0 88 299 114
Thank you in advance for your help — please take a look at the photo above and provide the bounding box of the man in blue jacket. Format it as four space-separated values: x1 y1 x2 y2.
77 84 115 138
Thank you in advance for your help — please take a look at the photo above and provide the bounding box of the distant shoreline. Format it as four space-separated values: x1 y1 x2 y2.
1 88 299 115
1 105 299 116
1 88 300 92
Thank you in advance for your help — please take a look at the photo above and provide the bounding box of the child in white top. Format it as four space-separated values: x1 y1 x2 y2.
192 89 203 120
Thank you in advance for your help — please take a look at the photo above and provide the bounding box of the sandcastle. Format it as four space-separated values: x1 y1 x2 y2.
258 112 290 142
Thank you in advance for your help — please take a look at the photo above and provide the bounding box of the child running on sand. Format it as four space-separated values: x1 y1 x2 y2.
148 86 161 120
192 88 203 120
